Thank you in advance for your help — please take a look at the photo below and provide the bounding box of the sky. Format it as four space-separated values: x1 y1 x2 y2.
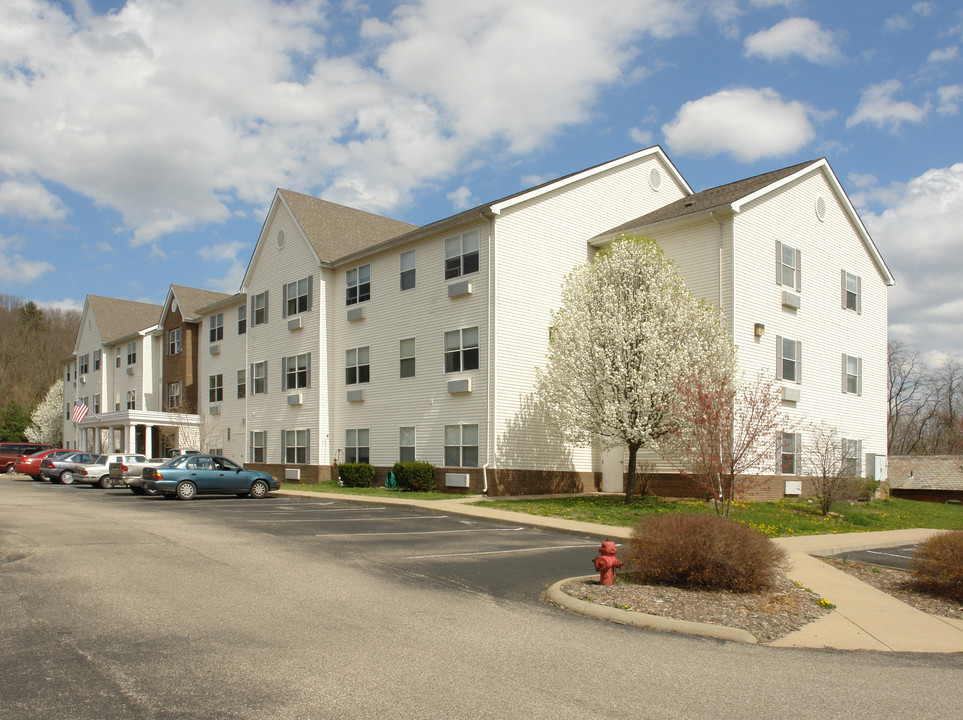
1 0 961 363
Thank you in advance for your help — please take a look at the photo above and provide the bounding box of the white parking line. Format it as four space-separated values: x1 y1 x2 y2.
315 527 526 538
406 543 597 559
866 549 914 559
249 513 447 523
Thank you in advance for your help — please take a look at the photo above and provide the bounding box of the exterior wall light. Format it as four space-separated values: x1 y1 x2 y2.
754 323 765 338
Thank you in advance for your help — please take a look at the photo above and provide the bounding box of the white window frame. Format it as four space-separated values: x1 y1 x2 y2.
346 264 371 306
92 393 100 414
779 432 801 475
252 291 268 326
345 347 370 385
251 431 266 463
284 276 311 317
78 354 89 375
842 438 862 476
445 229 479 280
399 426 416 462
210 313 224 342
282 429 309 464
283 353 310 390
842 271 861 313
445 327 479 373
93 350 101 371
400 250 416 291
776 336 801 384
209 374 223 403
400 337 416 378
168 327 182 355
345 428 369 464
237 369 246 399
252 361 267 395
776 240 801 292
126 341 137 365
126 389 136 410
237 304 247 335
842 354 862 395
167 382 182 409
444 424 479 467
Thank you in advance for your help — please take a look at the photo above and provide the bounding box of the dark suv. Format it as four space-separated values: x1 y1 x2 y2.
1 443 53 474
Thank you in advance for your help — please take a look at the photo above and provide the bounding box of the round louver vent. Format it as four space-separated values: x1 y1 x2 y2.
815 196 826 222
649 168 662 191
276 229 285 248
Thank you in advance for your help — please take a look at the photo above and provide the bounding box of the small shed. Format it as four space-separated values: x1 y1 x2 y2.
887 456 963 504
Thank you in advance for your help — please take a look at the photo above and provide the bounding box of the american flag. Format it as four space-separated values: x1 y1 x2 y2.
71 402 89 424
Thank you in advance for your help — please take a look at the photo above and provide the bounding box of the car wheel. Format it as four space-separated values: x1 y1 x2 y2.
249 479 270 499
5 464 14 475
175 481 196 501
98 475 113 489
31 475 43 482
61 471 75 485
39 471 49 482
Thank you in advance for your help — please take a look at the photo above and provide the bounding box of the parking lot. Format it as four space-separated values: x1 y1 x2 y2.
833 544 918 570
27 480 602 603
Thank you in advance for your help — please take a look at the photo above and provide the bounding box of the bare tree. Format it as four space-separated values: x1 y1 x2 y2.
803 423 858 516
660 369 786 517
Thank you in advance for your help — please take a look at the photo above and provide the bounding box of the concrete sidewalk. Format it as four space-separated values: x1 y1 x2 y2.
279 490 963 652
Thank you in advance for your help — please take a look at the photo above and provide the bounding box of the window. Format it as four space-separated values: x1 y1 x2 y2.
842 271 861 313
345 347 370 385
79 354 89 375
237 369 246 399
283 353 310 390
210 313 223 342
126 390 136 410
445 229 479 279
842 354 862 395
444 327 479 373
209 374 223 403
400 338 416 378
127 342 137 365
345 428 369 464
444 424 478 467
780 432 800 475
284 276 312 316
168 327 182 355
346 265 371 305
238 304 247 335
115 350 121 368
167 382 182 409
252 291 268 326
66 365 71 381
93 350 101 370
776 241 801 291
92 394 100 414
400 250 416 291
842 438 861 476
250 431 266 463
399 427 416 462
776 336 801 383
252 361 267 395
282 429 309 464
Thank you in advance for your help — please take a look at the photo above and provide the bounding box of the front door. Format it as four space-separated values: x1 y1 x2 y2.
600 447 624 493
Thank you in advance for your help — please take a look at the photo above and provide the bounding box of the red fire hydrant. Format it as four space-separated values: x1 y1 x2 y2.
593 538 622 585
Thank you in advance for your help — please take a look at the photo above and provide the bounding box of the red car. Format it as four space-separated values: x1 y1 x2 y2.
14 449 74 480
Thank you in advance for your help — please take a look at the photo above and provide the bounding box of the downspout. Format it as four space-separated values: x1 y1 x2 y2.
482 209 497 495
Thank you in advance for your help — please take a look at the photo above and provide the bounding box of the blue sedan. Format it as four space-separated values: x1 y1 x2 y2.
142 455 280 500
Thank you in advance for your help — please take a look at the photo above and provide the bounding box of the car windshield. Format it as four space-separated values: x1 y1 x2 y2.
64 452 85 462
159 455 191 468
94 455 107 464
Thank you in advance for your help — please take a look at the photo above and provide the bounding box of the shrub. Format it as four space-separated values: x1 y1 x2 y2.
912 530 963 602
392 461 437 492
624 513 787 592
339 462 375 488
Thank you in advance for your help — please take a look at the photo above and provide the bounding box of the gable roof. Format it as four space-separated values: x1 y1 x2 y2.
278 189 420 263
592 158 895 286
888 456 963 491
160 285 232 325
85 295 163 345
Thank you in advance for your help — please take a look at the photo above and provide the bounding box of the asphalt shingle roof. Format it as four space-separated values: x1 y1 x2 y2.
887 456 963 491
170 285 232 322
87 295 163 345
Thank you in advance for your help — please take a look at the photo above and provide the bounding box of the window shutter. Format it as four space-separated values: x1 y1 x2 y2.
306 352 312 388
857 357 862 396
281 357 287 390
249 363 254 394
281 430 286 462
794 433 802 475
306 429 311 463
775 240 782 285
250 297 255 324
775 438 782 475
775 335 783 380
282 283 288 319
795 249 801 292
249 432 253 462
856 276 861 315
841 270 847 310
856 440 863 474
264 361 268 392
264 290 269 324
841 354 848 393
795 341 802 384
307 275 313 312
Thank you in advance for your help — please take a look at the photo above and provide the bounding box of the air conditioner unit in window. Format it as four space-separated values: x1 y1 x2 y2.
209 344 220 355
288 317 302 331
287 393 303 406
209 405 220 415
126 367 134 376
79 375 87 384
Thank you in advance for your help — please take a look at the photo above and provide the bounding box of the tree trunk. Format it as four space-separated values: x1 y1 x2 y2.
624 441 641 504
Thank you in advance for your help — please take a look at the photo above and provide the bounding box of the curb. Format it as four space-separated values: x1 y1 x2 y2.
546 575 758 644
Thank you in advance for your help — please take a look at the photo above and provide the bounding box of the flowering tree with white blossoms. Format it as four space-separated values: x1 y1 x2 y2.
25 379 63 445
536 235 733 504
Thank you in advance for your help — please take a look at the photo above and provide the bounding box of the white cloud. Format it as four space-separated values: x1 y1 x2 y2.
938 85 963 115
861 164 963 358
40 297 84 313
0 236 55 282
629 127 653 146
662 88 815 162
0 0 703 243
928 45 959 63
197 240 249 293
446 186 473 210
0 181 68 220
744 17 845 65
847 80 930 131
885 2 936 31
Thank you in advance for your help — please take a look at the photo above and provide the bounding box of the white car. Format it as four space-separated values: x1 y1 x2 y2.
74 454 156 489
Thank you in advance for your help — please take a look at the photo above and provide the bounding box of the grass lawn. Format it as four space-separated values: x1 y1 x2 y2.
280 480 450 501
470 495 963 537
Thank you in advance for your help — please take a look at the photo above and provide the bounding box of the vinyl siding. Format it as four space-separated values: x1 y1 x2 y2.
197 298 249 460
